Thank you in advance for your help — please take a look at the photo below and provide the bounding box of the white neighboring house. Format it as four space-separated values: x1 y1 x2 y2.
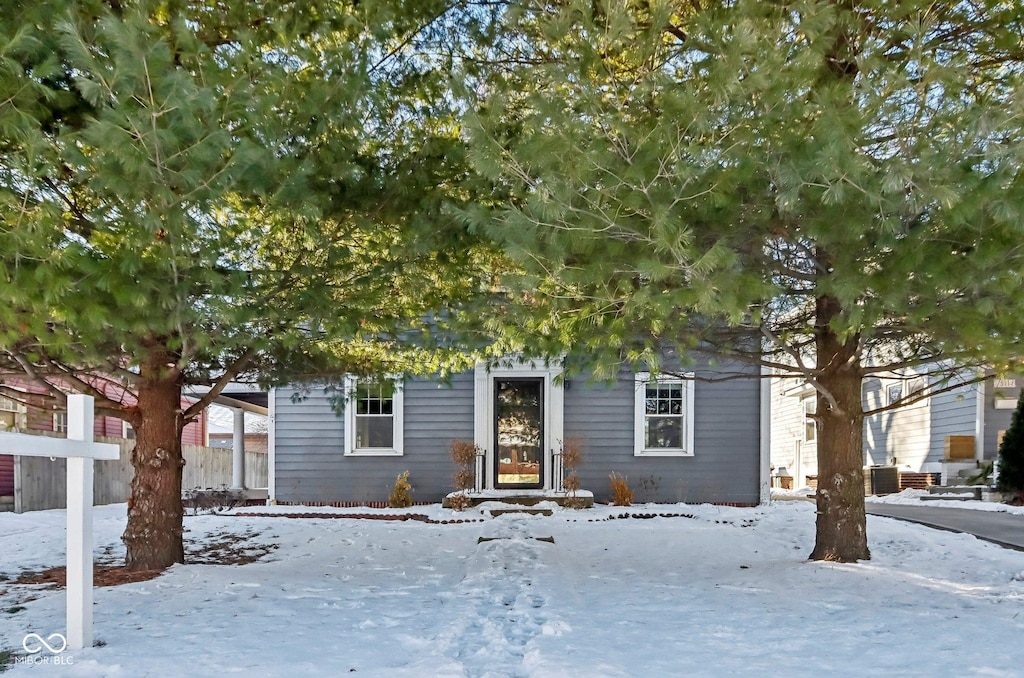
771 368 1021 487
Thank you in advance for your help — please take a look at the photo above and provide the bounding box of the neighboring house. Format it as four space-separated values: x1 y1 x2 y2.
0 382 208 511
270 356 769 506
771 369 1020 487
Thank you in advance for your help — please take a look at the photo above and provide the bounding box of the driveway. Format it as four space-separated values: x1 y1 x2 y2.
867 503 1024 551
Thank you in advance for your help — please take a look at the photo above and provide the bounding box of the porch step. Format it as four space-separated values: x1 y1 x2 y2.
941 460 982 485
487 507 554 517
0 495 13 512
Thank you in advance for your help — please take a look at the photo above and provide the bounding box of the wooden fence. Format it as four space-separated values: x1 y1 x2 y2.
12 436 267 512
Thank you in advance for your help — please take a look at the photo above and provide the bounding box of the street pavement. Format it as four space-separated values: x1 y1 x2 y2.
866 503 1024 551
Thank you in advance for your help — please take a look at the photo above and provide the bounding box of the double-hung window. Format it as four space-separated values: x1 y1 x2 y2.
634 373 695 456
0 395 18 432
802 396 817 444
53 411 68 434
344 377 404 456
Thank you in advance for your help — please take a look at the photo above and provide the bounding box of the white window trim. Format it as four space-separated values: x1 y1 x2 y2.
905 376 928 409
0 391 26 431
343 375 404 457
801 395 817 444
886 382 903 407
634 372 695 457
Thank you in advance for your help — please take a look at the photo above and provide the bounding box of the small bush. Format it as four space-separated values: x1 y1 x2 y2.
559 437 587 509
453 469 476 492
635 475 662 503
609 472 633 506
561 436 584 470
448 493 473 512
182 487 242 515
450 439 479 470
388 471 413 508
449 440 479 510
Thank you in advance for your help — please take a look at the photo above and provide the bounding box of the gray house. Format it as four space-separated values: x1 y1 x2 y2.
269 357 770 507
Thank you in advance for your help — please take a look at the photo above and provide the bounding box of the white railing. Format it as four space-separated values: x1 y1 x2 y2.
551 448 564 493
474 446 485 493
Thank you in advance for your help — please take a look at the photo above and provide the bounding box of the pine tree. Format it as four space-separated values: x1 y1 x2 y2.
0 0 492 570
997 391 1024 503
461 0 1024 561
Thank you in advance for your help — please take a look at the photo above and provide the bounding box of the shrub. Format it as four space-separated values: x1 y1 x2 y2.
453 469 475 492
388 471 413 508
448 493 473 512
450 439 479 469
561 437 587 509
635 475 662 503
449 439 480 511
609 472 633 506
561 436 584 470
996 390 1024 503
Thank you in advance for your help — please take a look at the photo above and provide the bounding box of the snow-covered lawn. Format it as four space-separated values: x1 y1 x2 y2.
2 501 1024 677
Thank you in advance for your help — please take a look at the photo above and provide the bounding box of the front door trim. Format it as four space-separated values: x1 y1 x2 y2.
473 359 564 492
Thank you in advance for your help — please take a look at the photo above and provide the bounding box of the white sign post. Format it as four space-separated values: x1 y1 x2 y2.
0 394 120 650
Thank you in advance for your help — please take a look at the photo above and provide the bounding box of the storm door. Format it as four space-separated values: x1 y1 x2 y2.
494 378 544 489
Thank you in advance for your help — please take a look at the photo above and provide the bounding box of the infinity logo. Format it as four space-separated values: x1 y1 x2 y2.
22 632 67 654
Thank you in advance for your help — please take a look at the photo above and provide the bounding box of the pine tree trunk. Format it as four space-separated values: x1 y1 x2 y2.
123 349 185 571
809 294 870 562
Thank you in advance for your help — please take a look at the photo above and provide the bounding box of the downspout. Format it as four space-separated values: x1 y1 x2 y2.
267 387 276 504
975 374 985 461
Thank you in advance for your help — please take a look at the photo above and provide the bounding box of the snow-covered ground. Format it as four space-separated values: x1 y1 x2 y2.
2 501 1024 677
775 486 1024 514
866 488 1024 514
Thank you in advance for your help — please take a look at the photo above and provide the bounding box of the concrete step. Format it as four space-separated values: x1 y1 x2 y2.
927 485 982 500
0 494 14 512
942 460 983 485
486 508 554 517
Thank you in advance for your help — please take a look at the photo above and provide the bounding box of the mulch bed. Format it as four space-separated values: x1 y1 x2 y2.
232 510 752 526
11 529 277 590
233 512 486 524
15 565 162 588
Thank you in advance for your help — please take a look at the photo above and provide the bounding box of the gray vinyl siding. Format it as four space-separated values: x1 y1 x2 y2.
274 361 762 506
929 384 977 459
985 376 1022 459
565 363 761 505
273 374 475 504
